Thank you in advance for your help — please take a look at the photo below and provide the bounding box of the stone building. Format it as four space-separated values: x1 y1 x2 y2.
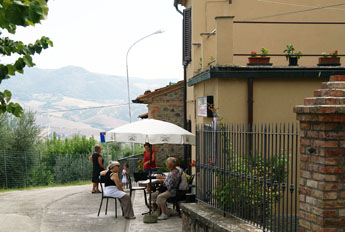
133 81 184 166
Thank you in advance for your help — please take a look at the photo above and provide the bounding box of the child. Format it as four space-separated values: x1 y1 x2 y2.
122 163 129 189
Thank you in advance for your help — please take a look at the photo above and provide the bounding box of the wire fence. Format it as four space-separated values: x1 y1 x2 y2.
0 150 112 189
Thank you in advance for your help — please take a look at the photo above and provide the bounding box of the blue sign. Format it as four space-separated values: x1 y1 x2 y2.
100 132 106 143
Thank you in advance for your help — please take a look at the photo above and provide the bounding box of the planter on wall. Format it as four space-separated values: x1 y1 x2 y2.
318 57 341 66
247 57 272 66
288 57 298 66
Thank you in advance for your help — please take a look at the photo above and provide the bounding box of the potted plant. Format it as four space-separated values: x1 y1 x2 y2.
247 47 272 66
283 44 302 66
318 50 341 66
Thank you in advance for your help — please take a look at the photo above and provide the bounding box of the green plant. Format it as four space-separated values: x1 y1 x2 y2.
260 47 269 57
135 159 143 172
250 47 269 57
213 154 287 226
322 50 339 58
283 44 302 60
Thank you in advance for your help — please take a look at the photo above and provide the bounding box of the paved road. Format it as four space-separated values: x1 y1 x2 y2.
0 185 128 232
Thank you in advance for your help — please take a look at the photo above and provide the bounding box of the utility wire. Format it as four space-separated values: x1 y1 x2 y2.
242 2 345 20
256 0 345 11
39 103 129 114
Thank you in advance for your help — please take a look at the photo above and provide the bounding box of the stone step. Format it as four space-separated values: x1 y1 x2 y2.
314 89 345 97
324 81 345 90
330 75 345 82
304 97 345 105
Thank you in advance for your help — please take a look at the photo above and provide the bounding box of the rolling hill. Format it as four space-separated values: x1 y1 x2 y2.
0 66 180 139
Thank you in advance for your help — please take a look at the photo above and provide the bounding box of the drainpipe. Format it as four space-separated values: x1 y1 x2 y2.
175 0 190 172
174 0 183 15
248 78 253 154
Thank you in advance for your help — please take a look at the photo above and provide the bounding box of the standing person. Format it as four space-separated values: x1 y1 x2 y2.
89 144 106 193
142 143 156 173
100 161 136 219
122 163 129 189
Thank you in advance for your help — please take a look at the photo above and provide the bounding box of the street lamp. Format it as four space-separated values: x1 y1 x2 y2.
126 29 164 156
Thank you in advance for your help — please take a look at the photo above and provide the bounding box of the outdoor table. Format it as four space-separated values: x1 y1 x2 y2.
137 178 162 186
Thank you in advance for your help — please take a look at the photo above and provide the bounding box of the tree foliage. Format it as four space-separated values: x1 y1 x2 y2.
0 110 40 151
0 0 53 117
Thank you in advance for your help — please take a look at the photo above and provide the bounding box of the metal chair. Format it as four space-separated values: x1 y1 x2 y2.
97 176 123 218
127 173 149 208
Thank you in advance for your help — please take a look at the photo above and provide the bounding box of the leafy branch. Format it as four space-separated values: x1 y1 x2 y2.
0 0 52 117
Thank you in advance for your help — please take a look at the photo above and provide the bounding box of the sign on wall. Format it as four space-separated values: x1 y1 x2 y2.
197 96 214 117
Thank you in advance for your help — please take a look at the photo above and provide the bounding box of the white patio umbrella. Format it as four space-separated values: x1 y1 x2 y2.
105 119 195 145
105 119 195 221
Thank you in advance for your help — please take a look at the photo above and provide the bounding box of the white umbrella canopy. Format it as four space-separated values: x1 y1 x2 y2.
105 119 195 145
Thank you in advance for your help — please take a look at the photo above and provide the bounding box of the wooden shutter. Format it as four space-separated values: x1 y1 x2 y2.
183 8 192 65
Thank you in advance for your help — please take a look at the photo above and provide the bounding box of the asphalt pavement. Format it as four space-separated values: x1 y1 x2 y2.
0 185 128 232
0 184 182 232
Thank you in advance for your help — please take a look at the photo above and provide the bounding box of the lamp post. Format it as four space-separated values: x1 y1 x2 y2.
126 29 164 156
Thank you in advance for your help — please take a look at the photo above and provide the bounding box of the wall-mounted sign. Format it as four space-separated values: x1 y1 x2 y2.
197 96 214 117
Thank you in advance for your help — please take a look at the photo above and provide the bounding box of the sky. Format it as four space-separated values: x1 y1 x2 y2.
4 0 184 80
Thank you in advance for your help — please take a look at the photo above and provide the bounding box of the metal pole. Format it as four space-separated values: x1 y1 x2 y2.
106 143 110 161
39 152 43 185
3 150 8 189
125 29 164 156
24 151 28 187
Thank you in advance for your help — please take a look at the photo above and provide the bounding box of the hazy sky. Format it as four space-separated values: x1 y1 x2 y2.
5 0 184 80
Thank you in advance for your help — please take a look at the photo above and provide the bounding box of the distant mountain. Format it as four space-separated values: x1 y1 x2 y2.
0 66 180 138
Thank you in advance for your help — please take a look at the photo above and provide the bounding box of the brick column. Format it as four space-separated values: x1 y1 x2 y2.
294 75 345 232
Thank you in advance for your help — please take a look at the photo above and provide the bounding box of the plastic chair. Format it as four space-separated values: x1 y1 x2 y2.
97 176 123 218
127 173 149 208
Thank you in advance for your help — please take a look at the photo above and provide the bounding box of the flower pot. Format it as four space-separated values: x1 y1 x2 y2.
247 57 272 66
318 57 341 66
288 57 298 66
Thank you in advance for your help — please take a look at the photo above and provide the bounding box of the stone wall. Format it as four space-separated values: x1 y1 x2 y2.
181 203 262 232
148 86 185 166
294 75 345 232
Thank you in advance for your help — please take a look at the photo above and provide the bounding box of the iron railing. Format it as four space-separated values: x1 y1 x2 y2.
195 123 299 232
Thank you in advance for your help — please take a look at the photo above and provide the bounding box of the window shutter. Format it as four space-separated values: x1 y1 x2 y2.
183 8 192 65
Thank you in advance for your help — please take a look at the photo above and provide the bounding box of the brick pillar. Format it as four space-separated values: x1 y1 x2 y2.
294 75 345 232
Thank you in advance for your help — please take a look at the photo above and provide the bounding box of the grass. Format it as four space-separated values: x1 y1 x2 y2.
0 180 91 193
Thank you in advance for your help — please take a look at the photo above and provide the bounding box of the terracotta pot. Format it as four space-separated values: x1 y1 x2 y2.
318 57 341 65
248 57 271 64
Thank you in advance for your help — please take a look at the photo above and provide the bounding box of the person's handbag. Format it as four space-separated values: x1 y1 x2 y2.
158 184 168 193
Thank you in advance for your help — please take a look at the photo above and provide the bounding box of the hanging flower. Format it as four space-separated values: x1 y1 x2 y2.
190 160 196 167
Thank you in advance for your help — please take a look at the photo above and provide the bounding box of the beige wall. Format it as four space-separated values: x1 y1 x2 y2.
184 0 345 127
183 0 345 166
253 78 328 123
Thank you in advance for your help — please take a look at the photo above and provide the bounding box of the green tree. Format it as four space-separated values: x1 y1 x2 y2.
8 110 40 151
0 0 53 117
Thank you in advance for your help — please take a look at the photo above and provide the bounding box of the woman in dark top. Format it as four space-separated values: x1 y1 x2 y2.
100 161 135 219
89 144 105 193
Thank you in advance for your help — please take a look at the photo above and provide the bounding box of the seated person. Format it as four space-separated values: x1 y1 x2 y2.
100 161 136 219
151 157 180 220
175 158 189 192
157 157 188 192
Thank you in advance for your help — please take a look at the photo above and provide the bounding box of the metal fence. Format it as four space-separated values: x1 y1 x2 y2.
195 123 299 232
118 153 143 179
0 150 111 189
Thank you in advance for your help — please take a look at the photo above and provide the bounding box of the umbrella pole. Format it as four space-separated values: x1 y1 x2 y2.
149 149 152 215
